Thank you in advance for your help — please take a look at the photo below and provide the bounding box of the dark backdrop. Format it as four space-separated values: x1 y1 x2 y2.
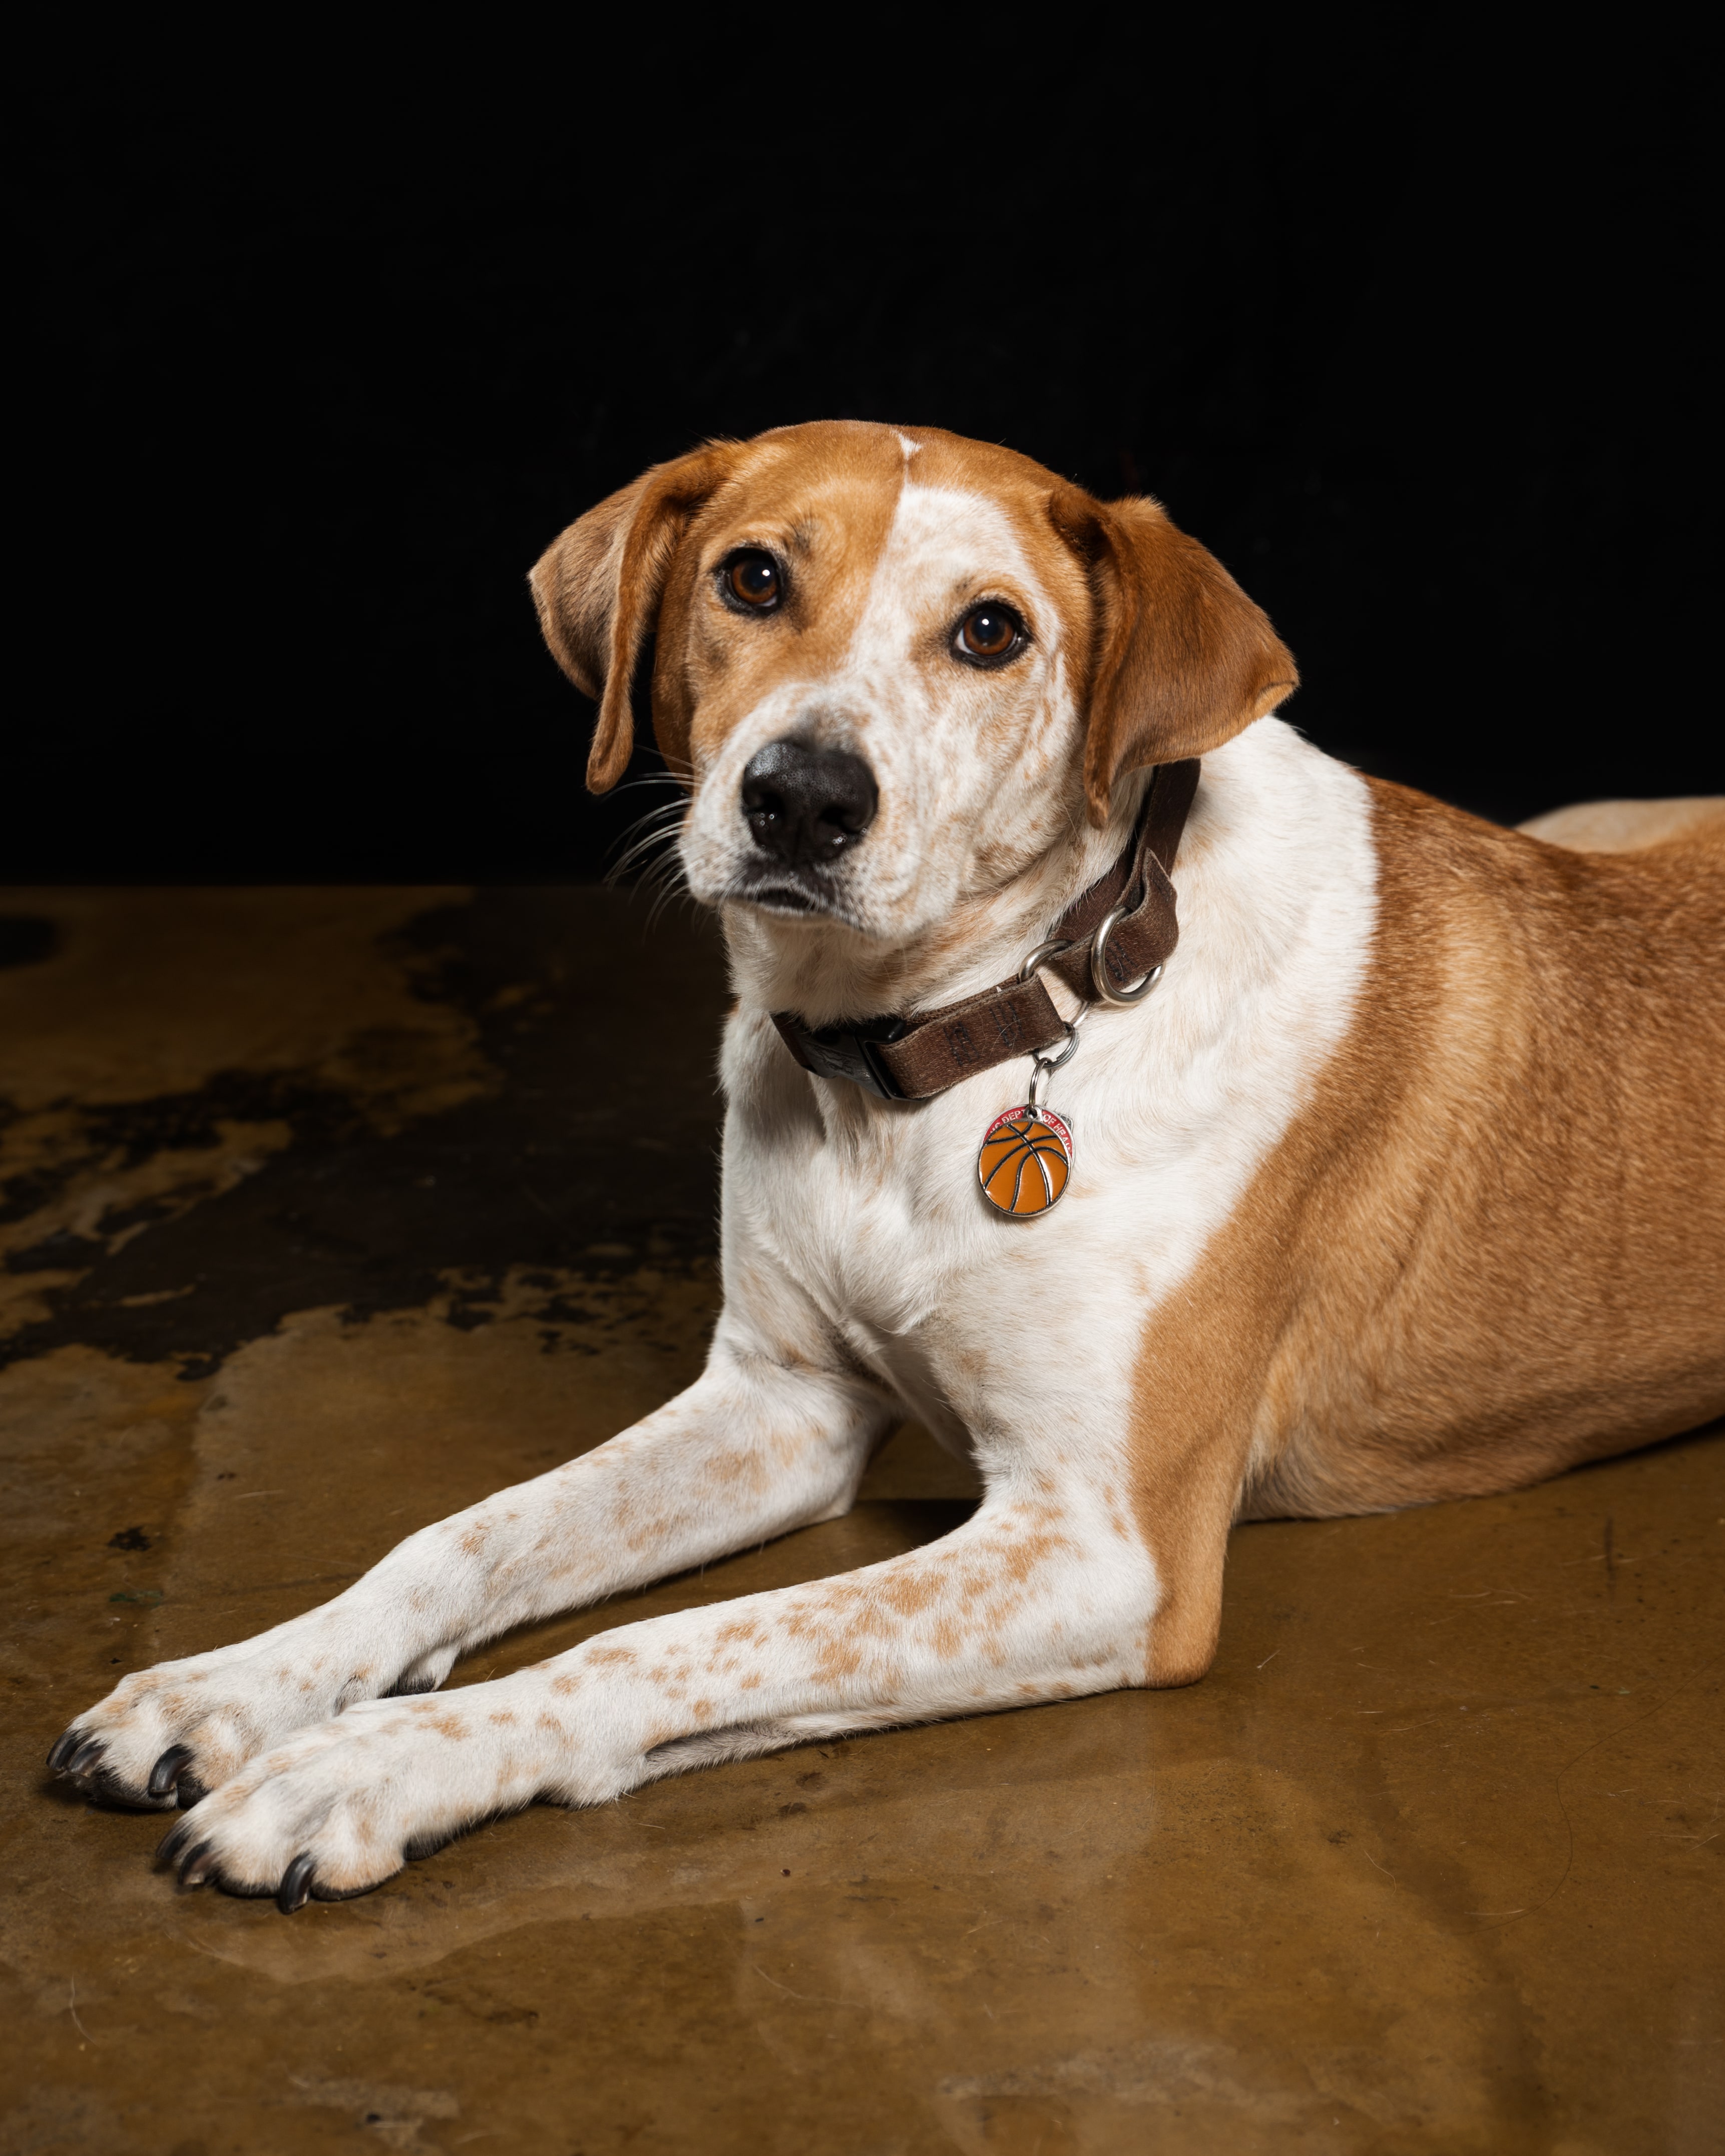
13 30 1715 880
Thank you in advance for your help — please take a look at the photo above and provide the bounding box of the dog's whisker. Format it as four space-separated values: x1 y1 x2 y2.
609 825 684 877
613 815 686 851
638 847 694 927
605 793 691 894
607 839 688 898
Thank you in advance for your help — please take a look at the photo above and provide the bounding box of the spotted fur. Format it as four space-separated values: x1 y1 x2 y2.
52 422 1725 1909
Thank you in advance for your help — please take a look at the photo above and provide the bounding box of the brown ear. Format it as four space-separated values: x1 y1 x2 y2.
529 443 740 793
1048 487 1299 825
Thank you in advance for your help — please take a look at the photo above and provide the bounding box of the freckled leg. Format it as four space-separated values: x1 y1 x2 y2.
47 1347 891 1809
156 1480 1159 1907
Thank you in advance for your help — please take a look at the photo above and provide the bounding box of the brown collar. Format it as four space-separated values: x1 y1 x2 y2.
772 759 1201 1101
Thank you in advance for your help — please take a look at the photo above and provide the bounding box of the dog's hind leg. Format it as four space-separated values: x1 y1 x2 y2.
46 1339 893 1812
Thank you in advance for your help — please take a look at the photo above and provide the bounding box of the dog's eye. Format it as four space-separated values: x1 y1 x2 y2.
724 552 781 610
956 604 1023 664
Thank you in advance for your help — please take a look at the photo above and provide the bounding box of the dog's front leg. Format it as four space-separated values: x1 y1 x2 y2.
156 1475 1156 1909
48 1342 891 1809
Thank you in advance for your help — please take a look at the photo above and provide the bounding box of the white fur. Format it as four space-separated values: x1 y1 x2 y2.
682 482 1094 959
58 477 1379 1903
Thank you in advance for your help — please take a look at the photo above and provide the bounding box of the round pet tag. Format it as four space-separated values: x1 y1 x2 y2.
977 1105 1074 1217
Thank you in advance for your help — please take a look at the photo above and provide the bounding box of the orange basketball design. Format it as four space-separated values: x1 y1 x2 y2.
977 1106 1073 1217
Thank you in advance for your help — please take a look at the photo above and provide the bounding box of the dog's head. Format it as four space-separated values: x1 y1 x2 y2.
531 421 1295 940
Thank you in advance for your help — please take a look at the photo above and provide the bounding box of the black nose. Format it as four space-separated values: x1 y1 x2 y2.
740 739 878 869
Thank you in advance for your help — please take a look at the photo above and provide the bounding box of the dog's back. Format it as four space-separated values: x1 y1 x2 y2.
1242 787 1725 1518
1519 794 1725 853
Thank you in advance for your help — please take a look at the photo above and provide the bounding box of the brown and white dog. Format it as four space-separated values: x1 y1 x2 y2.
49 421 1725 1911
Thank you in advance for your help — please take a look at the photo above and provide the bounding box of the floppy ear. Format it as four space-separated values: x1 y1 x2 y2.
529 443 740 793
1048 487 1299 825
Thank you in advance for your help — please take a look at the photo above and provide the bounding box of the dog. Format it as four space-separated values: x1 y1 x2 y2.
48 421 1725 1911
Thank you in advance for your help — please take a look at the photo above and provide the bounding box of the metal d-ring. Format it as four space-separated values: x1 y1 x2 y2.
1089 903 1164 1007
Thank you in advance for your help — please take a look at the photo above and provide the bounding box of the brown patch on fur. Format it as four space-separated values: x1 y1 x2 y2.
992 1523 1072 1586
811 1640 867 1682
1045 487 1296 823
656 427 908 783
530 441 746 791
1128 787 1725 1684
528 420 1294 826
873 1569 943 1619
756 1524 1068 1683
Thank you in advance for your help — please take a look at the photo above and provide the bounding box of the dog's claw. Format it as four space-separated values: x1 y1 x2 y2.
46 1727 87 1773
67 1739 105 1780
175 1771 209 1810
176 1841 215 1889
147 1745 193 1799
277 1854 316 1914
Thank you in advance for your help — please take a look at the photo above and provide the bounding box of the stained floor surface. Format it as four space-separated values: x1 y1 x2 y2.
1 887 1719 2155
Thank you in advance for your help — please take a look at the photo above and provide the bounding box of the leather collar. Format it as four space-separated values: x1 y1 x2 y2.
771 758 1200 1101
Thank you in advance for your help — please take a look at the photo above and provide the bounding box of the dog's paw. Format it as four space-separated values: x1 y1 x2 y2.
152 1691 554 1911
46 1636 461 1813
47 1654 273 1811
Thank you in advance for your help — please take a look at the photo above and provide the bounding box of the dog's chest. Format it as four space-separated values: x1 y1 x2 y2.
725 1035 1163 1440
777 1111 1056 1442
743 1071 992 1338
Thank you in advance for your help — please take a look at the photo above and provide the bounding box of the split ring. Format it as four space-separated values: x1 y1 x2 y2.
1017 938 1074 983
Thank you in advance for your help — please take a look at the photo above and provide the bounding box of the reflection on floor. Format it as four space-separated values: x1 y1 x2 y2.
1 887 1719 2155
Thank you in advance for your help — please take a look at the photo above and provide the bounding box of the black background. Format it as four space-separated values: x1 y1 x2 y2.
13 28 1716 881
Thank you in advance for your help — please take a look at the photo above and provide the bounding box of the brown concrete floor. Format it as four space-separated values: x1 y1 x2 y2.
1 886 1720 2156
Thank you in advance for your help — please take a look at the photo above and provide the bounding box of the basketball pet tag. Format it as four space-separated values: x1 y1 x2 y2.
977 1012 1083 1218
977 1101 1074 1217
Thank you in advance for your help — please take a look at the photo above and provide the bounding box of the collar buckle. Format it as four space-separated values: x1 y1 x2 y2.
773 1014 911 1100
